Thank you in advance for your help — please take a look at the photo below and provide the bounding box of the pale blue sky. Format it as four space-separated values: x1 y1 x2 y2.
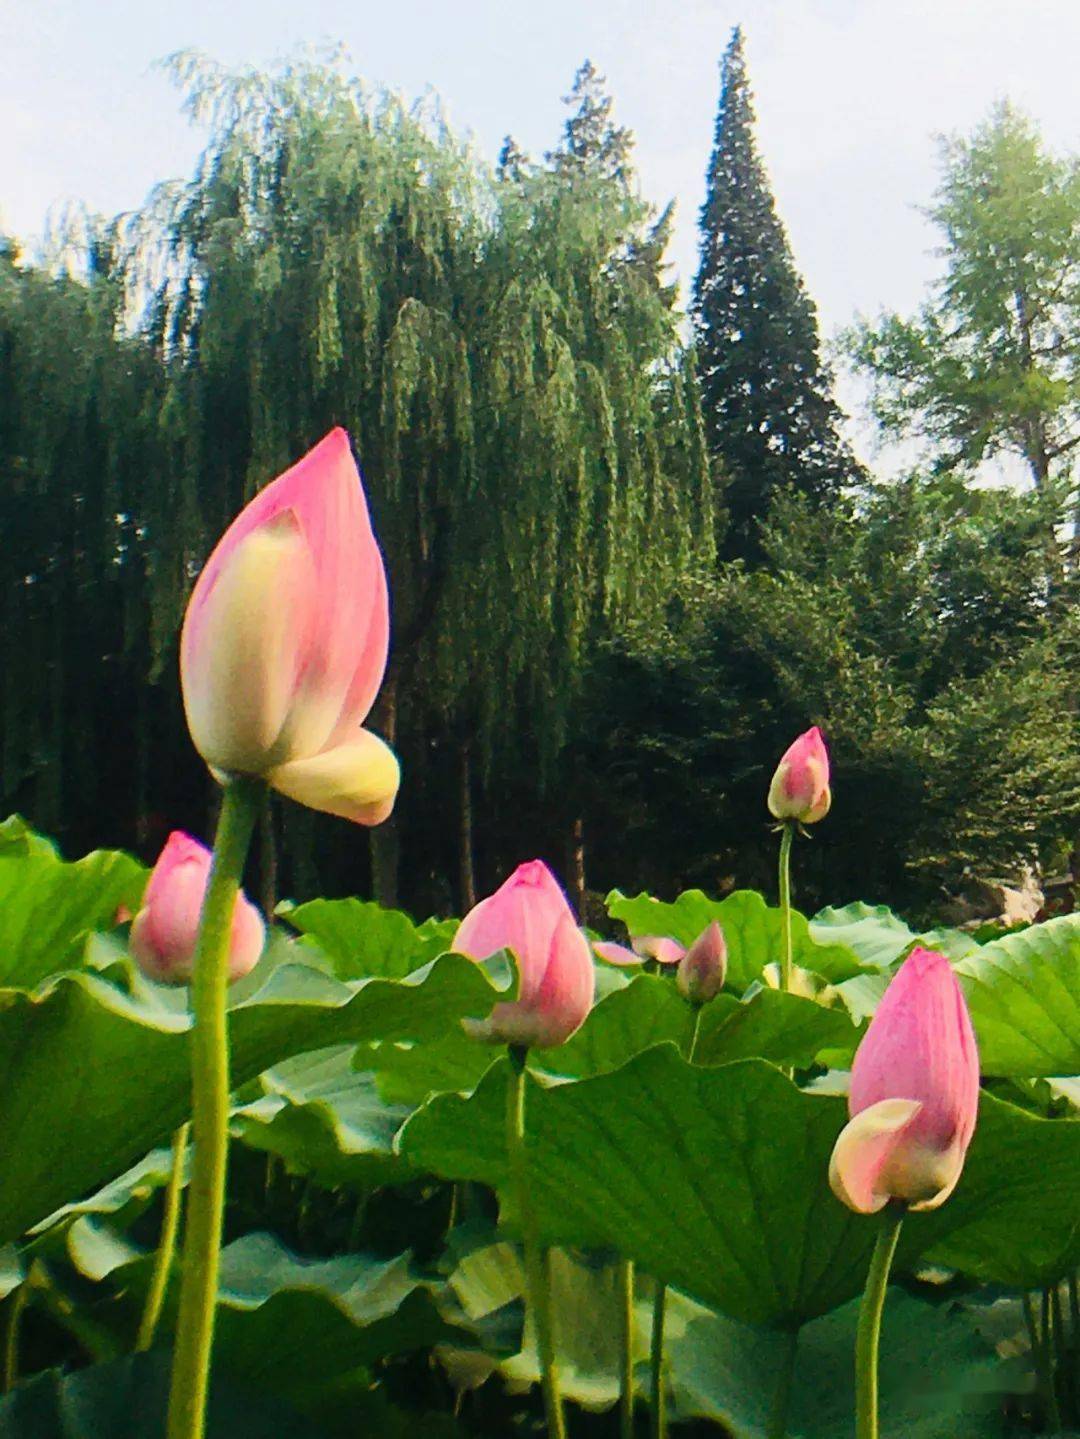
3 0 1079 461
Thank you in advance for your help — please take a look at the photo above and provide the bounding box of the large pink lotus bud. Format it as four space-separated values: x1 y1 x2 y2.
454 860 595 1048
180 429 399 825
829 947 979 1214
129 832 265 985
676 921 728 1004
767 726 831 824
593 935 686 968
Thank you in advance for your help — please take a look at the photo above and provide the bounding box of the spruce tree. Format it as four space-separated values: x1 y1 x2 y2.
693 27 854 558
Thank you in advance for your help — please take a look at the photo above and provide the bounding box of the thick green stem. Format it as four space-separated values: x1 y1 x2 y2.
137 1123 190 1352
767 1327 799 1439
855 1208 903 1439
166 776 262 1439
650 1280 667 1439
777 823 795 993
618 1258 635 1439
506 1048 566 1439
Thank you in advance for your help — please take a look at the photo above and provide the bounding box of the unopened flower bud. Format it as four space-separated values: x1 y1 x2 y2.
676 921 727 1004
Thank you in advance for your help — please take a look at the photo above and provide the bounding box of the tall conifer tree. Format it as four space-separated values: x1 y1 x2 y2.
693 27 854 557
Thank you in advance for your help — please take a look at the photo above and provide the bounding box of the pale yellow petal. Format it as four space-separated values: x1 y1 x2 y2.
267 730 400 824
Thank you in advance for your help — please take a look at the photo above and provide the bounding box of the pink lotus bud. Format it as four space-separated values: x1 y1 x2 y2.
180 429 399 826
129 831 265 985
676 921 727 1004
767 726 831 824
593 935 686 968
829 947 979 1214
454 860 595 1048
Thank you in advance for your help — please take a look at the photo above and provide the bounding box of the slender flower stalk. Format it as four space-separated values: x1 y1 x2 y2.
2 1284 27 1394
618 1258 635 1439
137 1123 190 1352
855 1207 904 1439
650 1279 668 1439
1042 1288 1063 1432
166 776 262 1439
777 821 795 993
506 1046 566 1439
767 1327 799 1439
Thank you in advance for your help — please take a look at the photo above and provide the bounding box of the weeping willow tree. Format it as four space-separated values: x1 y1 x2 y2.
110 51 714 904
0 227 181 853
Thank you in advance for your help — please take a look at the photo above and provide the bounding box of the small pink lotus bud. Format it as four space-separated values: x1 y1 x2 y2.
180 429 399 826
767 726 831 824
593 935 686 968
829 947 979 1214
454 860 595 1048
129 831 265 985
676 921 727 1004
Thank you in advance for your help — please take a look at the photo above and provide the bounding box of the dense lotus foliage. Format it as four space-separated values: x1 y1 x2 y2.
0 811 1076 1437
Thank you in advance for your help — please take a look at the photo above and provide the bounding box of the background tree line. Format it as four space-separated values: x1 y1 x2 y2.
3 31 1080 923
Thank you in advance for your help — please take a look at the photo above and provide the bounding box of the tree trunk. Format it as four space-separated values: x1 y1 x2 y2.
459 740 476 913
568 815 586 918
369 669 400 909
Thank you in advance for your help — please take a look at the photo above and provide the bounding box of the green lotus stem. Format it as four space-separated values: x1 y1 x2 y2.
688 1005 705 1063
618 1258 635 1439
650 1279 668 1439
1042 1287 1063 1432
506 1046 566 1439
1051 1285 1067 1418
855 1207 903 1439
137 1122 190 1352
767 1326 799 1439
777 821 795 993
2 1284 27 1393
166 776 262 1439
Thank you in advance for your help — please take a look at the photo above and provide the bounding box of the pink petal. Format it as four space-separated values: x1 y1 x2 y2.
767 725 831 824
593 940 643 968
228 893 267 981
486 913 595 1048
454 861 571 1004
181 512 320 773
828 1098 924 1214
851 947 979 1156
181 430 389 773
635 935 686 966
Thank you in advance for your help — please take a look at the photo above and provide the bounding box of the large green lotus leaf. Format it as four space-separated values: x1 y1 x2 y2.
809 902 915 969
401 1047 875 1324
0 834 145 988
444 1236 648 1409
357 1031 495 1106
29 1144 183 1239
955 916 1080 1076
914 1089 1080 1288
810 904 979 972
536 975 695 1078
232 1045 413 1191
0 952 511 1244
0 1352 325 1438
504 1249 650 1410
691 989 861 1069
605 889 868 988
669 1288 1005 1439
279 896 458 979
61 1225 464 1431
402 1047 1080 1322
